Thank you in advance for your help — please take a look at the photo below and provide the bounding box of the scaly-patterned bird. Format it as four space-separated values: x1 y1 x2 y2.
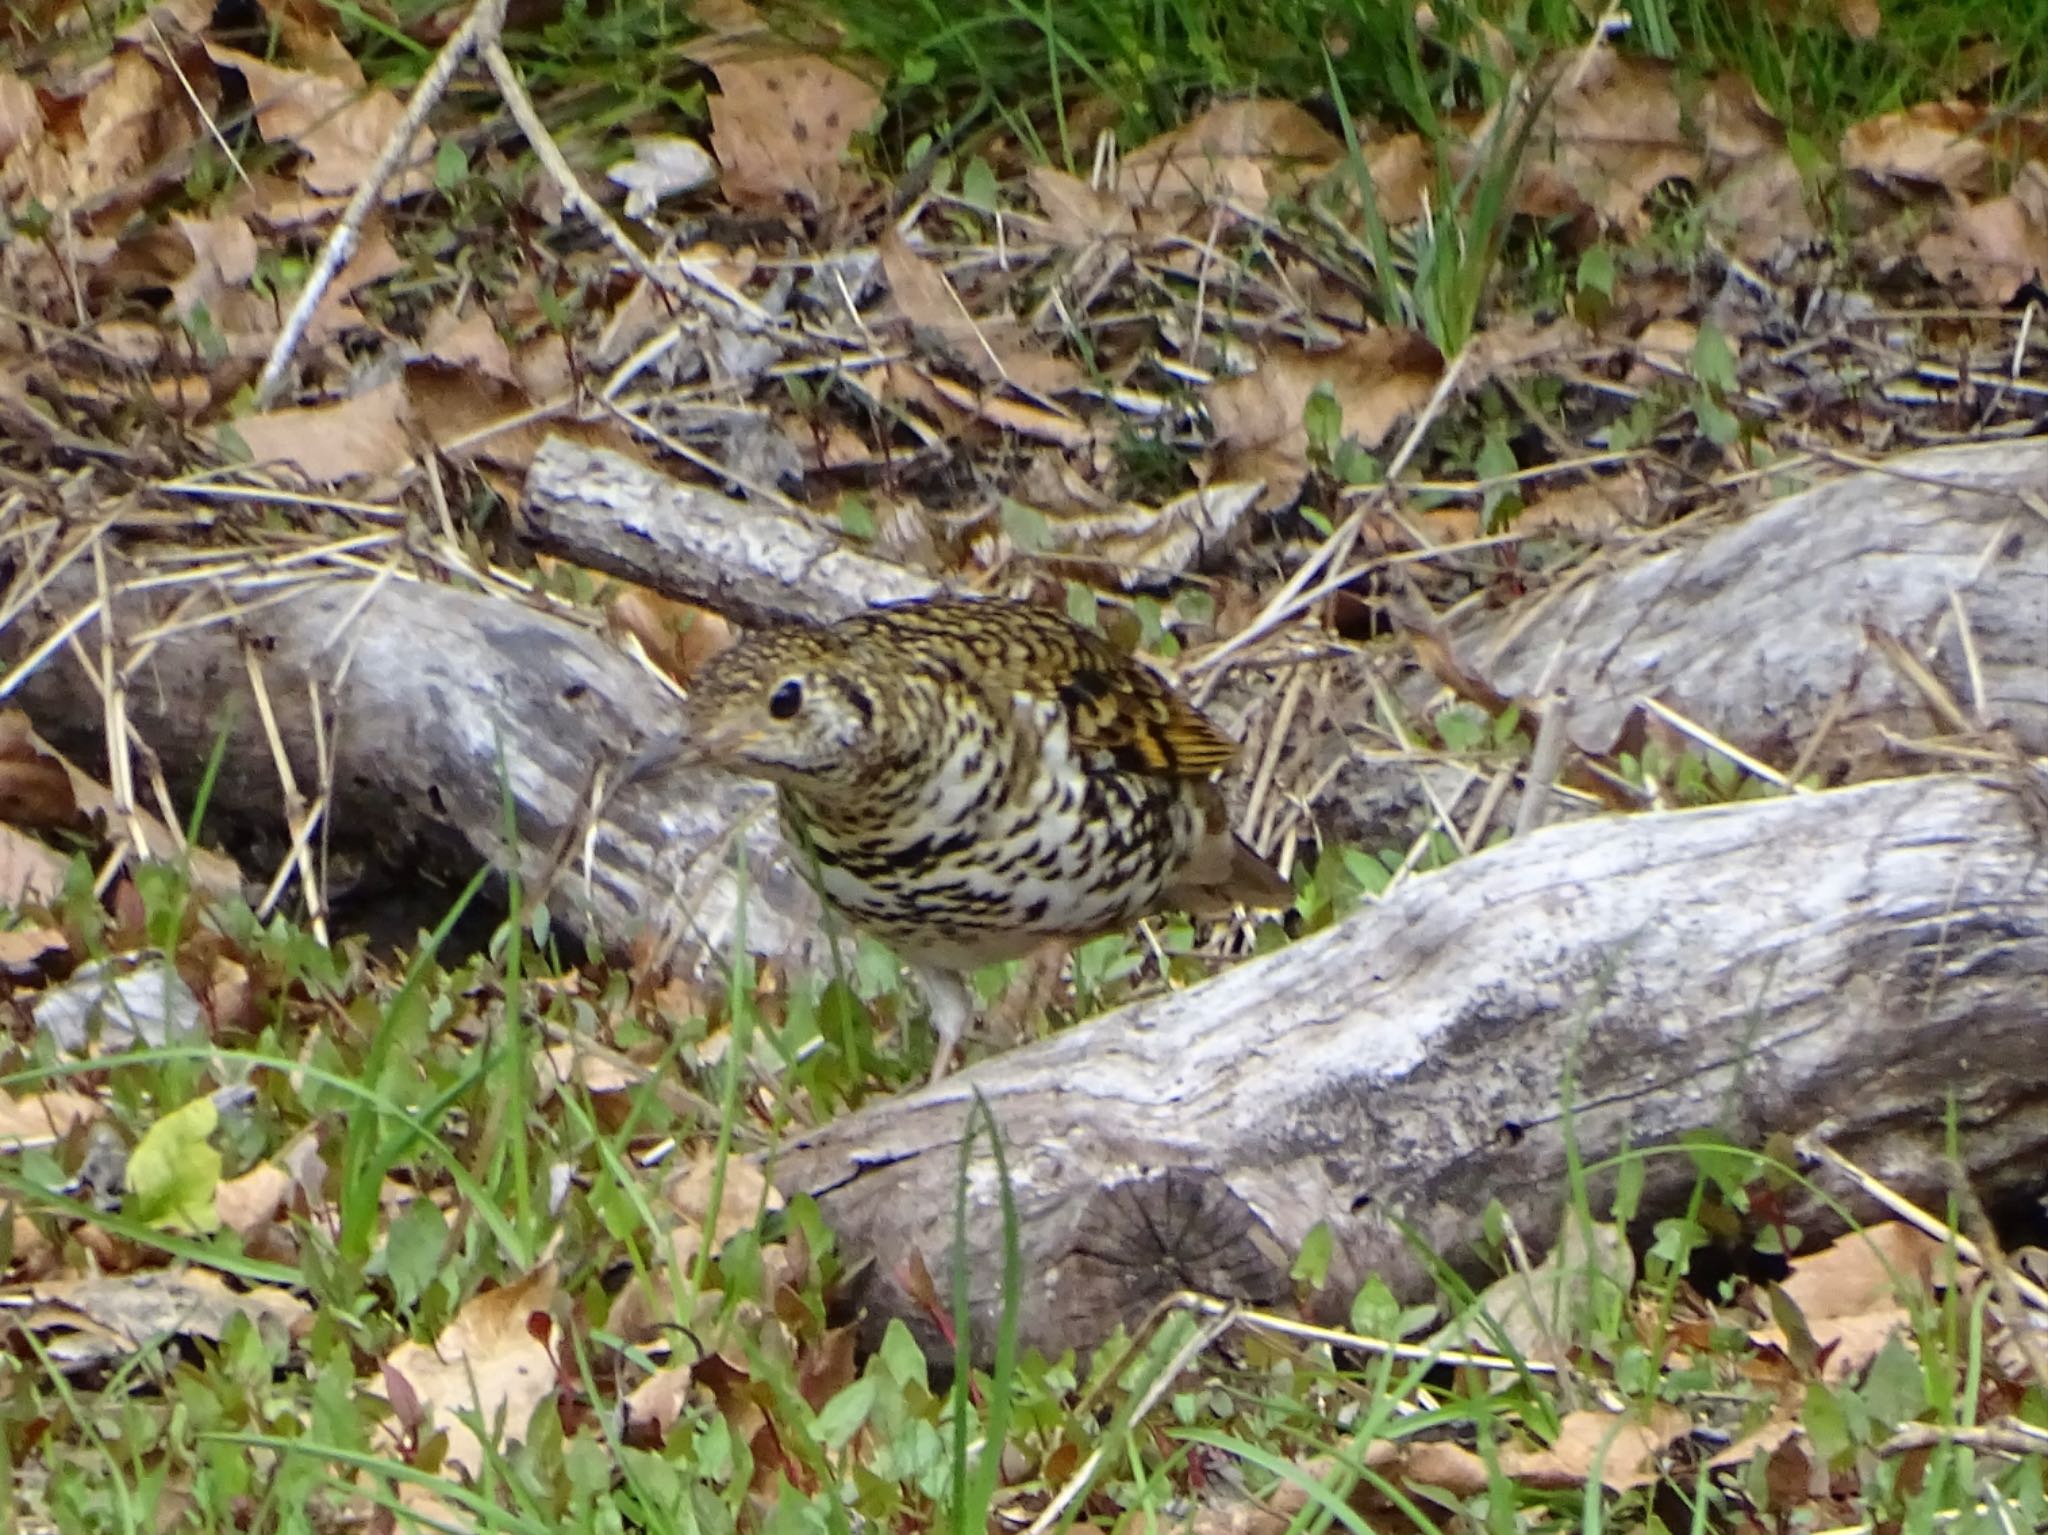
649 595 1291 1078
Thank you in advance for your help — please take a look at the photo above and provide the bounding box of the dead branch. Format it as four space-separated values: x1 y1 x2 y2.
522 438 942 625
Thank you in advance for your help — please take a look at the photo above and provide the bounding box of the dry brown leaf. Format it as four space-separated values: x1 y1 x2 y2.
169 212 258 320
405 366 547 470
666 1147 781 1251
215 1159 293 1239
1118 99 1342 216
1504 53 1703 231
1705 150 1820 261
1376 1438 1489 1497
0 823 72 911
1834 0 1881 39
421 303 517 385
204 44 433 197
10 49 178 209
878 225 1083 396
0 1087 101 1149
1752 1221 1948 1381
0 927 66 978
376 1264 558 1481
1841 102 1990 194
1517 473 1648 535
1027 165 1135 246
923 373 1090 444
1504 1405 1689 1489
706 50 878 211
624 1362 700 1437
0 710 81 831
1917 192 2048 305
1208 331 1442 509
608 589 732 684
225 376 415 483
1696 72 1784 162
31 1269 309 1348
0 69 43 160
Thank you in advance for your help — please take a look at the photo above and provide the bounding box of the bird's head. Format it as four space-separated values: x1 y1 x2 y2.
664 625 893 793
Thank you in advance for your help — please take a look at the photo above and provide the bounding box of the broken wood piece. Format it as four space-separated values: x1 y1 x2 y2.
522 437 942 625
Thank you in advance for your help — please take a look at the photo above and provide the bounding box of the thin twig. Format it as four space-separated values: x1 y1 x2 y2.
255 0 509 407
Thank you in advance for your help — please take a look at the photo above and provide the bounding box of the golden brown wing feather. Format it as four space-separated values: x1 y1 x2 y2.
850 598 1238 778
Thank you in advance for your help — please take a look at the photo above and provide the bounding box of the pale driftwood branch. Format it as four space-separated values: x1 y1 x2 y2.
522 438 942 625
6 563 819 974
773 773 2048 1361
1459 438 2048 761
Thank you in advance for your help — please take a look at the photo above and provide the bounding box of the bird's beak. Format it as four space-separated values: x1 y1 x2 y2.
623 720 758 783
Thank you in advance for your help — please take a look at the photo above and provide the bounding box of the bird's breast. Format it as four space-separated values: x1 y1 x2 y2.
780 716 1206 968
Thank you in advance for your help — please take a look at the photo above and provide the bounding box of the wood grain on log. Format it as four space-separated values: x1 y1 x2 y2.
1459 437 2048 760
522 438 942 625
6 564 818 972
775 773 2048 1361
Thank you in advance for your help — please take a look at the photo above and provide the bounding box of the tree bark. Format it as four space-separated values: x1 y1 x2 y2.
773 773 2048 1361
4 562 817 972
1458 437 2048 762
522 438 943 627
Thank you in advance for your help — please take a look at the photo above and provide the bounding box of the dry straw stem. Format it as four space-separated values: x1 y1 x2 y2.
255 0 511 406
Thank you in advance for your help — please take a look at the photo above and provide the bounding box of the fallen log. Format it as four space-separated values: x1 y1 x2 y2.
1459 437 2048 762
3 561 816 973
522 438 943 626
773 772 2048 1361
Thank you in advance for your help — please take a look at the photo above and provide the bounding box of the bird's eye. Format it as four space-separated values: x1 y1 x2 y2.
768 679 803 720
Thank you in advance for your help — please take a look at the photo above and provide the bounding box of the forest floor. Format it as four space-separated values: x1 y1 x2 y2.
3 0 2047 1530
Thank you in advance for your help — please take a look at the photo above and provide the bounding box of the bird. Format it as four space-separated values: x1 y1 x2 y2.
640 595 1292 1079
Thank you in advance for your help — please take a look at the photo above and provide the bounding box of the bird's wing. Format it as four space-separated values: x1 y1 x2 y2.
874 597 1241 779
1048 647 1239 778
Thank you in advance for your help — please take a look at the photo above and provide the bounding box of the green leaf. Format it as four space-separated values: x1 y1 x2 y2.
999 498 1051 552
433 138 468 191
1349 1273 1399 1336
1695 395 1740 447
1291 1221 1334 1288
961 156 998 210
1576 245 1616 299
815 1376 878 1448
1691 322 1739 394
878 1319 927 1392
1862 1333 1927 1430
1611 1152 1645 1224
838 498 877 540
379 1197 450 1310
127 1096 222 1234
1476 429 1520 529
1334 442 1381 486
1434 704 1486 754
1647 1216 1707 1270
1302 384 1342 463
1064 581 1099 630
1802 1380 1854 1466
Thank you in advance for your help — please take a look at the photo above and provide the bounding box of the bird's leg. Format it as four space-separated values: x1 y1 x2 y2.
912 964 976 1084
982 941 1068 1048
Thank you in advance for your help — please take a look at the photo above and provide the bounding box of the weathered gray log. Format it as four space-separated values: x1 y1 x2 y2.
522 438 942 626
1464 437 2048 760
773 772 2048 1361
4 564 816 972
1306 437 2048 851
